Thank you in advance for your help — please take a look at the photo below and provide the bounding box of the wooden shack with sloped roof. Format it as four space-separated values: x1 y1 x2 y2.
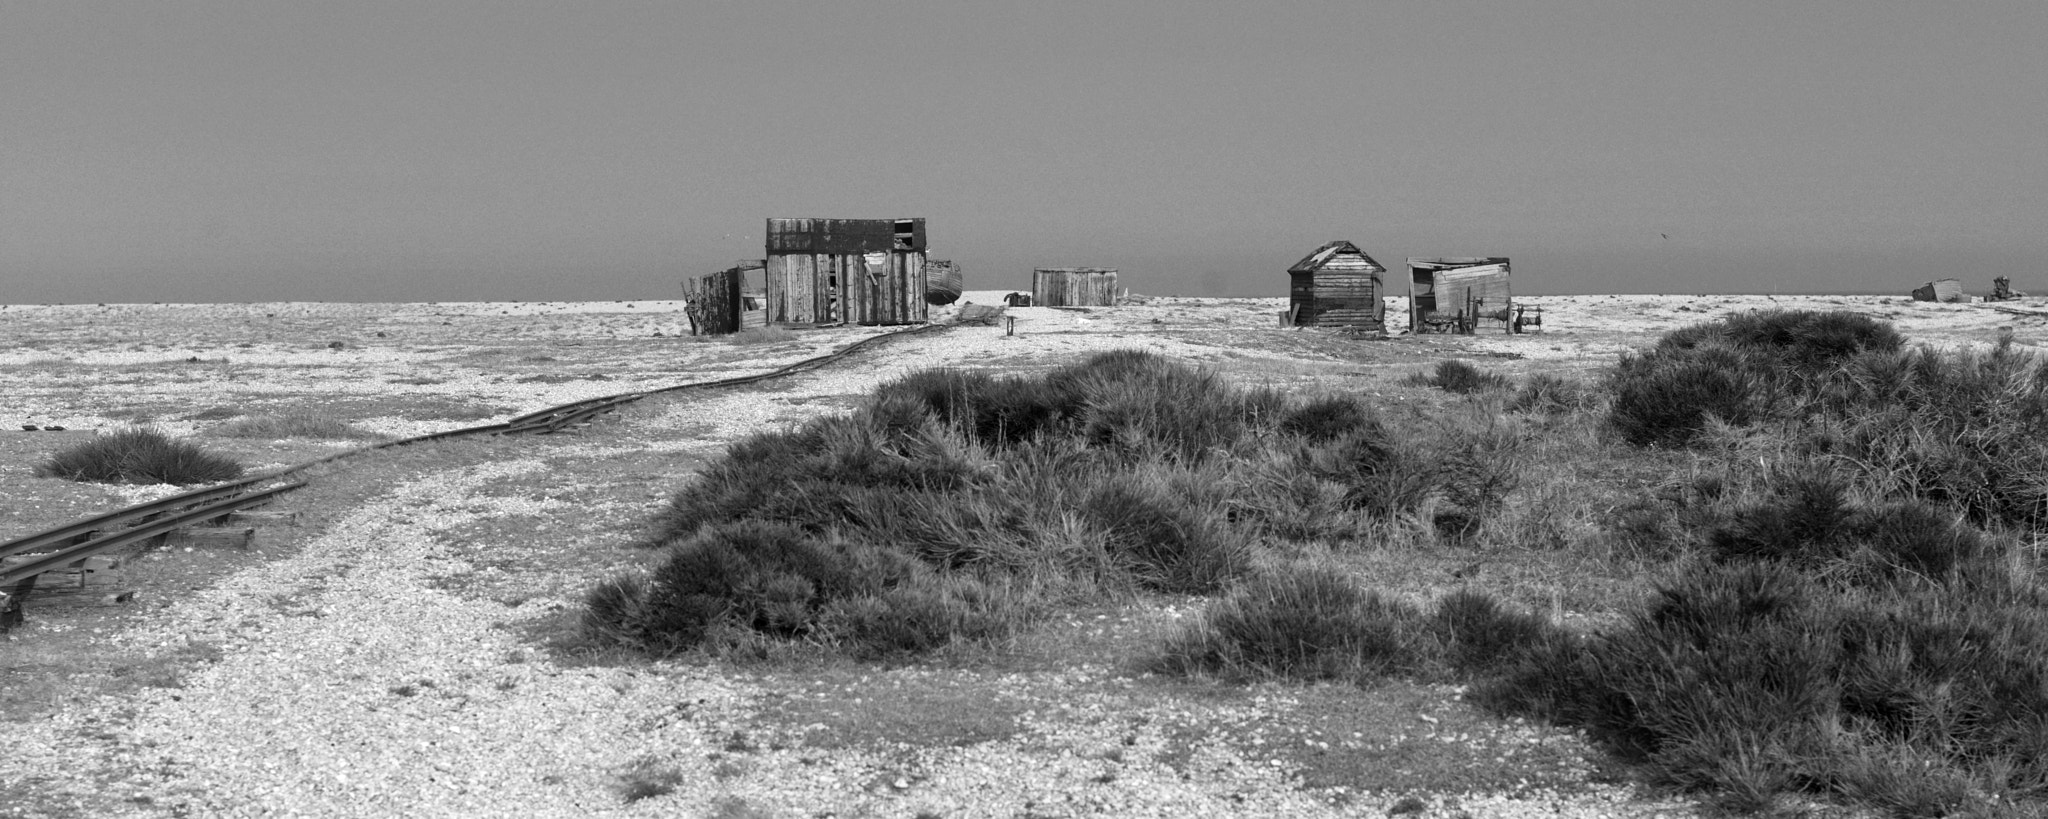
764 218 928 326
1287 241 1388 330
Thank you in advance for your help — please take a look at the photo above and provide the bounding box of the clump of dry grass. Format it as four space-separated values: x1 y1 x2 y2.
731 327 801 346
34 427 243 485
206 410 386 440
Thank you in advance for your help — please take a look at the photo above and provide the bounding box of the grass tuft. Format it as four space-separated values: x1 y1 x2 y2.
1407 360 1510 394
34 427 244 485
207 410 387 440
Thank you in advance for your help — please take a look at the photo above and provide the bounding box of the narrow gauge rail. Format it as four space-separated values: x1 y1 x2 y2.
0 322 954 630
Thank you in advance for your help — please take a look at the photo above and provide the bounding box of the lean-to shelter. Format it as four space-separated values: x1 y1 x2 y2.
1409 257 1512 334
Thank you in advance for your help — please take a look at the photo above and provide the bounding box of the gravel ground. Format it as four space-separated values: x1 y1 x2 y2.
10 294 1999 817
4 454 1699 819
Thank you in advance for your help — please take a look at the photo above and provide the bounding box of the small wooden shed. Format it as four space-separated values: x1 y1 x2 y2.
1286 241 1388 330
1409 257 1512 334
764 218 928 326
1033 268 1120 307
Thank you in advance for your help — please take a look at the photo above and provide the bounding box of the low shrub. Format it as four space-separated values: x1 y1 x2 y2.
731 327 800 346
608 521 1025 658
1816 336 2048 528
1076 472 1249 593
1408 360 1509 395
1508 373 1596 415
650 410 988 540
1065 355 1252 462
871 368 1068 446
1155 565 1561 684
1154 563 1438 681
1303 429 1444 519
1713 309 1904 369
618 349 1527 661
580 572 654 647
207 410 386 440
1610 311 1904 449
1607 345 1771 447
1278 394 1380 442
1432 588 1557 674
1703 464 1999 586
1477 562 2048 813
34 427 244 485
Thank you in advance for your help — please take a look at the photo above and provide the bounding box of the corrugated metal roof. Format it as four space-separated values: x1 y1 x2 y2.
1289 241 1386 274
1409 257 1510 273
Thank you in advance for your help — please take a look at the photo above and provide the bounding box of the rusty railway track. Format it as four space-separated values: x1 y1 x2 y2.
0 322 953 629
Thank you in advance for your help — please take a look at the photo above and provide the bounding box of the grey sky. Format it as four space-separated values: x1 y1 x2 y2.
4 1 2044 303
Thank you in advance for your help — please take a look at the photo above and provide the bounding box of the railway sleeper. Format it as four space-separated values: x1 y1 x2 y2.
1 489 299 631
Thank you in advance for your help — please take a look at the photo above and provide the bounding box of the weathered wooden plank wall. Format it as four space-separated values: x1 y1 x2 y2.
686 267 745 335
764 218 929 325
845 251 928 325
1033 268 1119 307
1408 258 1511 333
1293 257 1383 329
1435 265 1512 329
1288 242 1387 331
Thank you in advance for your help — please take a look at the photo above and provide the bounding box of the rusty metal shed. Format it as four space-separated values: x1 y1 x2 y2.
1286 241 1388 330
764 218 928 326
1033 268 1120 307
1409 257 1512 334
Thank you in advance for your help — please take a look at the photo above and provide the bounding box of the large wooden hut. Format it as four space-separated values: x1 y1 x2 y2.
763 218 928 326
1286 241 1388 330
1408 257 1512 334
1033 268 1120 307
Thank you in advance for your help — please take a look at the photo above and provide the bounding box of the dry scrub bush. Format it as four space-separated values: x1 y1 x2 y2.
594 350 1532 659
1478 558 2048 815
1609 309 1903 448
1154 561 1556 684
1405 359 1511 395
1813 334 2048 529
34 427 244 485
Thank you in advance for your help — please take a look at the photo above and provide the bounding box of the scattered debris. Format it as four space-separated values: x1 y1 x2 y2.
1911 279 1964 303
1990 276 2027 302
